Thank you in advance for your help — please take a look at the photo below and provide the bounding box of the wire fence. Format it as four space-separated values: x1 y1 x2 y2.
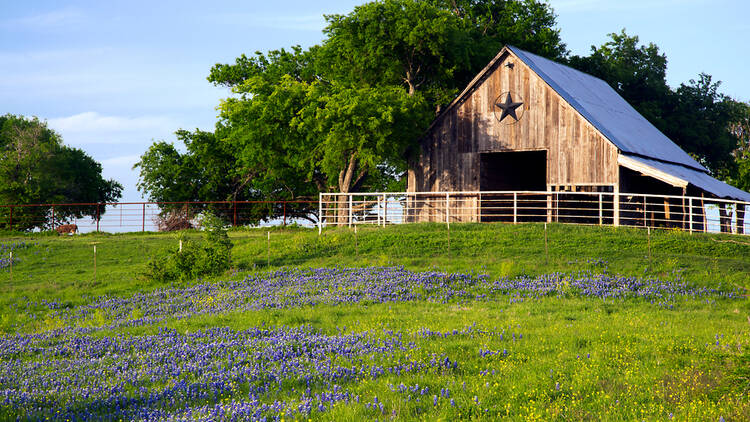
0 191 748 236
319 191 750 236
0 200 317 233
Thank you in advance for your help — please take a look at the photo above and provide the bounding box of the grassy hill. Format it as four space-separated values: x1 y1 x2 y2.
0 223 748 420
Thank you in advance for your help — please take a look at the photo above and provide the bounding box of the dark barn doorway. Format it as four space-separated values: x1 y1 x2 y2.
479 150 547 222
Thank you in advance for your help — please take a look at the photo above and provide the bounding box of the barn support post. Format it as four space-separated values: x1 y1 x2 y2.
318 194 322 235
737 203 746 235
348 195 353 228
681 193 686 230
689 198 693 233
598 194 603 225
513 192 517 224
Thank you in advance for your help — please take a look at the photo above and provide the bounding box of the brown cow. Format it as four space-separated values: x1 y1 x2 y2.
56 224 78 235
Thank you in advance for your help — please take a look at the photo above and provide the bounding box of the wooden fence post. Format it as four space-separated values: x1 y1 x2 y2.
8 206 12 231
513 192 517 224
96 204 100 232
689 198 693 233
142 204 145 232
598 193 603 225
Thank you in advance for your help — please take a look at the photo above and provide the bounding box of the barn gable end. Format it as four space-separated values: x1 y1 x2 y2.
408 47 619 194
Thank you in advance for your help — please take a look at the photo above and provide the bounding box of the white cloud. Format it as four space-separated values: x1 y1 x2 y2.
47 112 176 137
100 154 143 168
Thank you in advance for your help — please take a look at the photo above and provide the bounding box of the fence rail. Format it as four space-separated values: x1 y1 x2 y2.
319 191 749 236
0 200 317 233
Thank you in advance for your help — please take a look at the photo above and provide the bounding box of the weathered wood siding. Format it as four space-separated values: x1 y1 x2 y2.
408 50 619 195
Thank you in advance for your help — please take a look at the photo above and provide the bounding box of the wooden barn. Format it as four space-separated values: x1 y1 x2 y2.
406 45 750 231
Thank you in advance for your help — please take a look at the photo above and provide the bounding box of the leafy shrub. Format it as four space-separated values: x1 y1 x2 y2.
145 213 232 281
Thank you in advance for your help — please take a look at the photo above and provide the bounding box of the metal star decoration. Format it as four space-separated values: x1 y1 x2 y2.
494 92 524 123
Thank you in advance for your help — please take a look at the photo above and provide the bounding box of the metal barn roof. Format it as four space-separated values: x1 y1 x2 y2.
619 154 750 202
508 46 707 172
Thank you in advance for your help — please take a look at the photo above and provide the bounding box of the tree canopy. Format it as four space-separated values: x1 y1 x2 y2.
136 0 567 224
0 114 123 231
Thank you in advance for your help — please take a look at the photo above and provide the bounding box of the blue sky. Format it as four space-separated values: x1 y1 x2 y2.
1 0 748 202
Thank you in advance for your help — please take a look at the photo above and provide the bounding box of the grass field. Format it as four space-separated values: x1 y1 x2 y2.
0 223 748 420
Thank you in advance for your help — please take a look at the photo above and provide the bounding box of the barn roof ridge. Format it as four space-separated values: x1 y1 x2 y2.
425 44 707 173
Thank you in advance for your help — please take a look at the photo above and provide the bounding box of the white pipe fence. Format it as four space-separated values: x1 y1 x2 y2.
318 191 750 236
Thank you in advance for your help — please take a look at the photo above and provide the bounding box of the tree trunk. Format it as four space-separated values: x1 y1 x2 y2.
336 153 358 226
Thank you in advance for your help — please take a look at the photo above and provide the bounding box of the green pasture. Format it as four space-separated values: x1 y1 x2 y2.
0 223 748 420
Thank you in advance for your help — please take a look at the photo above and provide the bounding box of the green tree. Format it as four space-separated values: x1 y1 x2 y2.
568 30 671 128
727 102 750 191
0 114 122 231
666 74 743 178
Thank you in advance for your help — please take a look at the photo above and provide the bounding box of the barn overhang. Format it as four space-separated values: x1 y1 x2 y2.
618 154 750 202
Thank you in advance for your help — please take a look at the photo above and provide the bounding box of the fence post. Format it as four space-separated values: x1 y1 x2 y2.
689 198 693 233
233 202 237 227
96 204 100 232
643 196 647 227
614 189 620 227
383 194 388 227
9 206 12 231
142 204 145 232
445 192 450 227
513 192 517 224
52 205 55 229
318 194 323 235
598 193 603 225
377 196 381 227
283 201 287 227
348 194 353 228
